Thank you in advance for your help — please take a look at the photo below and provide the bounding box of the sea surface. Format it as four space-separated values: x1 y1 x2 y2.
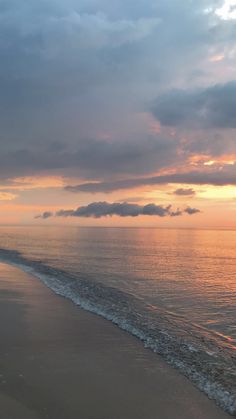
0 226 235 414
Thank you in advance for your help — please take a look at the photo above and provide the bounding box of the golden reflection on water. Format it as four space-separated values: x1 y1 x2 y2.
0 226 235 343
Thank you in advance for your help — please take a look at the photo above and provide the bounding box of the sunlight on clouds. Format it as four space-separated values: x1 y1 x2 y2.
216 0 236 20
4 176 66 191
199 186 236 200
209 54 225 62
146 183 236 204
188 154 212 166
203 158 235 166
0 1 235 228
204 160 235 166
189 154 236 167
204 160 216 166
0 192 17 201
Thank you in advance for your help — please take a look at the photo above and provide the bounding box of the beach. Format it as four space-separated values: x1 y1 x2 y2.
0 262 231 419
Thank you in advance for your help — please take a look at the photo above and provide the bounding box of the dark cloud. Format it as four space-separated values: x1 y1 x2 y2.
174 188 196 196
0 0 161 115
184 207 200 215
35 211 53 219
151 81 236 129
37 202 200 219
0 135 179 179
66 167 236 193
0 0 235 185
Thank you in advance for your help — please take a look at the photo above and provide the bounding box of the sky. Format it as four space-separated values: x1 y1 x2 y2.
0 0 236 227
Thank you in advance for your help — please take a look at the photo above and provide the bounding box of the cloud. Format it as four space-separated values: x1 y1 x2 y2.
173 188 196 196
35 211 53 219
0 135 180 180
36 202 200 219
0 191 18 201
0 1 161 114
151 81 236 129
0 0 235 190
66 166 236 192
184 206 200 215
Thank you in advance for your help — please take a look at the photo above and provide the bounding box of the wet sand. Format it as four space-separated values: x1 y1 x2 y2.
0 262 231 419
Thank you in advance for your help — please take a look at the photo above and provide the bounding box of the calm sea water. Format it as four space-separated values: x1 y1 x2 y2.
0 226 235 413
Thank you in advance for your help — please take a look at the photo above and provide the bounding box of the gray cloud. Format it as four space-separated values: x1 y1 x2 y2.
66 167 236 193
174 188 196 196
0 135 179 180
151 81 236 129
36 202 200 219
184 207 200 215
35 211 53 219
0 0 235 186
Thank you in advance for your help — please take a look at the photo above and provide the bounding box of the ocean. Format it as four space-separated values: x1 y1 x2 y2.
0 226 235 414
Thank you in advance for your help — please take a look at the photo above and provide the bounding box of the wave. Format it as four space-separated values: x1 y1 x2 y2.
0 247 235 415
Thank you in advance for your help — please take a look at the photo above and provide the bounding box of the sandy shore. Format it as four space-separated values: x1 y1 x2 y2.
0 262 231 419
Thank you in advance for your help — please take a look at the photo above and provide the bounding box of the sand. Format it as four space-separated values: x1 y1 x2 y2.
0 262 231 419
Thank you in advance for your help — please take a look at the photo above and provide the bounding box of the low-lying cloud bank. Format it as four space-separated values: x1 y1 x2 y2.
36 202 200 219
65 168 236 193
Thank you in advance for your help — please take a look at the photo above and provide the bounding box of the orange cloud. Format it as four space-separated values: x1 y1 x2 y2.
0 176 65 191
188 154 236 167
0 192 18 201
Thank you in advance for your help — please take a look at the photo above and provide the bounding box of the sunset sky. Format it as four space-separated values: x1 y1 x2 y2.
1 0 236 227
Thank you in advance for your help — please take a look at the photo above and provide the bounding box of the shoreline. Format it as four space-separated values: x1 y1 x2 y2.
0 247 235 415
0 262 232 419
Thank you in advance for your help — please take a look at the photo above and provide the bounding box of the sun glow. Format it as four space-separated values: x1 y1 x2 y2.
216 0 236 20
199 186 236 200
0 192 18 201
